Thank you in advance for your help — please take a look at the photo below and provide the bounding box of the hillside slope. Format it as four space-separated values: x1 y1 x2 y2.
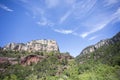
79 32 120 55
0 33 120 80
76 32 120 66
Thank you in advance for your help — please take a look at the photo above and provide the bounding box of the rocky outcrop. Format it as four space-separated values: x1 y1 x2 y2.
3 39 59 52
0 57 18 65
0 55 45 66
80 32 120 55
20 55 45 66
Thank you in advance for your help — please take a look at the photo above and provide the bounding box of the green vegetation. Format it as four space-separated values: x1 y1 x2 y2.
0 50 59 58
76 41 120 66
0 41 120 80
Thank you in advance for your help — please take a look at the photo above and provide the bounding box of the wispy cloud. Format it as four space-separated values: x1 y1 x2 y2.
59 11 72 23
45 0 60 8
0 4 13 12
89 36 97 40
80 33 88 38
17 0 55 27
45 0 76 9
73 0 97 19
14 0 120 39
104 0 118 6
37 21 47 26
59 0 97 23
80 23 108 38
80 7 120 38
54 29 74 34
37 17 54 27
113 7 120 17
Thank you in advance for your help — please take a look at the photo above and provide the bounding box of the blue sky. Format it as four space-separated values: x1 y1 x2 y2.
0 0 120 57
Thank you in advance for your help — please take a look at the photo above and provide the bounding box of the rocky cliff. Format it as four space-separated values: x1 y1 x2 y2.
80 32 120 55
20 55 45 66
3 39 59 52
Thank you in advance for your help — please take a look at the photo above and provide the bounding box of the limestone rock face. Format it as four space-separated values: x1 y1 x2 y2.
80 32 120 55
3 39 59 52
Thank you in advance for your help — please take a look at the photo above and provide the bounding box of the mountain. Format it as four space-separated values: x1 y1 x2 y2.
76 32 120 66
0 33 120 80
3 39 59 52
74 32 120 80
80 32 120 55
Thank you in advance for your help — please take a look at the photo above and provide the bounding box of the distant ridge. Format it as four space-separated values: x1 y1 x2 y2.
80 32 120 55
3 39 59 52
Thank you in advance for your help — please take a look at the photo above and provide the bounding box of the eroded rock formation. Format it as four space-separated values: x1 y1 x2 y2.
20 55 45 66
3 39 59 52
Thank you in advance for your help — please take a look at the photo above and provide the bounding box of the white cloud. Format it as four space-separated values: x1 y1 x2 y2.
73 0 97 18
45 0 60 8
80 33 88 38
60 11 72 23
113 7 120 17
45 0 76 8
54 29 73 34
18 0 45 17
37 17 54 27
16 0 55 27
0 4 13 12
80 22 110 38
37 21 47 26
89 36 97 40
37 16 48 26
59 0 97 23
55 7 120 38
113 8 120 22
80 7 120 38
105 0 118 6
